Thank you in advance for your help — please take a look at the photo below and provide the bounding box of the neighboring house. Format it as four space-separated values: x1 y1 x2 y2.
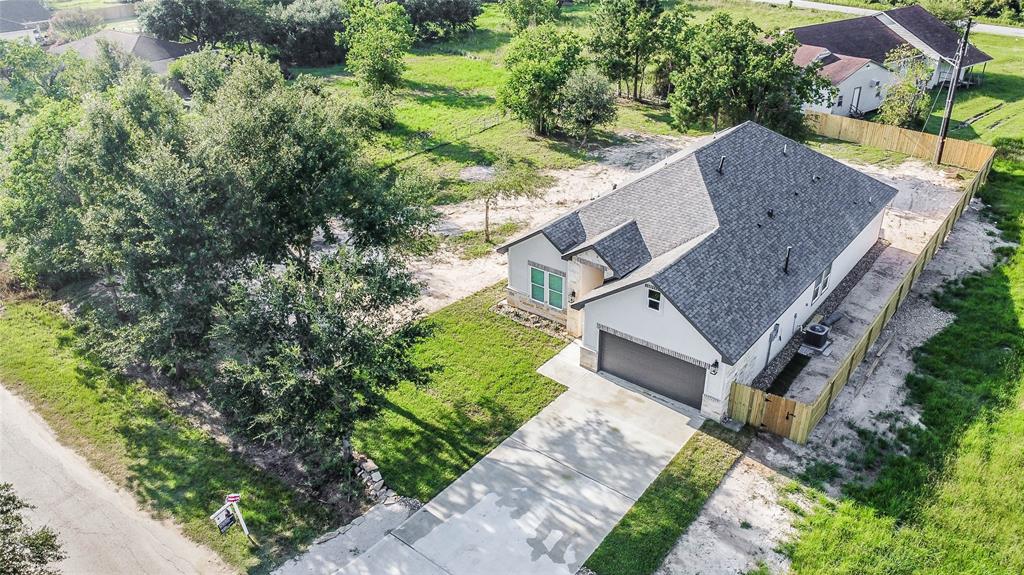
497 122 897 421
49 30 199 75
792 5 992 117
0 0 50 42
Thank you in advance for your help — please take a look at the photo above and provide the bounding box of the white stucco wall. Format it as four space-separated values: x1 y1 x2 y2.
805 63 894 116
506 234 566 298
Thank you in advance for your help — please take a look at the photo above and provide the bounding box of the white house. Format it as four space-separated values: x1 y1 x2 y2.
792 5 992 117
497 122 898 421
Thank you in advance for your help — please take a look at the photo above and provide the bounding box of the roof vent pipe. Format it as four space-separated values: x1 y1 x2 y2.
783 246 793 274
783 144 788 156
718 156 726 174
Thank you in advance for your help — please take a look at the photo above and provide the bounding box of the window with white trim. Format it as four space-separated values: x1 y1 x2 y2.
836 95 844 108
529 266 565 310
812 262 832 301
648 289 661 311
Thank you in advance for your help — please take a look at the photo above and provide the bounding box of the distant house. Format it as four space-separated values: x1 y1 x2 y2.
792 5 992 117
497 122 897 420
49 30 199 76
0 0 50 43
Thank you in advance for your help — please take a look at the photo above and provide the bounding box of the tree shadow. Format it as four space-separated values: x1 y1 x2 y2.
403 79 496 110
415 27 514 56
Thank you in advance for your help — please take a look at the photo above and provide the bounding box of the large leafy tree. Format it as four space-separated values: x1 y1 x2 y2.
589 0 675 100
497 24 583 135
555 66 618 147
0 484 65 575
397 0 482 40
267 0 348 66
876 45 933 128
498 0 561 32
667 14 832 136
341 0 414 91
137 0 262 46
210 249 427 478
0 40 82 115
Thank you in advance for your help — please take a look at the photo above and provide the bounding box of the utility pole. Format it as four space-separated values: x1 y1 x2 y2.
933 18 972 164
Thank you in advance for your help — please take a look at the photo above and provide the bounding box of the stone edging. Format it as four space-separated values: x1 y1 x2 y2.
353 452 422 508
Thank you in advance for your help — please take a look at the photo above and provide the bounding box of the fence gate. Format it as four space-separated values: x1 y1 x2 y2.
762 394 797 438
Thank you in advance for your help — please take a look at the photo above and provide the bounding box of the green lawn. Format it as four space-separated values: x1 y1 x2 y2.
0 300 332 573
922 33 1024 144
585 422 753 575
351 283 566 501
297 1 843 204
785 160 1024 574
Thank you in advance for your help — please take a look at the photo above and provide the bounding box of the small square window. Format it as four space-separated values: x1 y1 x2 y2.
648 289 661 311
836 95 844 108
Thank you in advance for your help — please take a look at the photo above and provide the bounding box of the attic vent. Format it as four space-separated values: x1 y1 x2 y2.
783 246 793 274
717 156 726 174
767 209 775 219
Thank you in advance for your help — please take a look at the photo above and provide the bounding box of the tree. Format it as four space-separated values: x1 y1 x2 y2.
209 249 427 478
923 0 970 26
0 40 82 113
397 0 482 40
667 14 832 137
498 0 560 32
497 24 582 135
341 0 414 92
876 45 933 128
0 483 65 575
266 0 347 66
50 9 103 41
555 66 617 147
137 0 259 46
474 154 541 242
167 47 229 104
589 0 675 100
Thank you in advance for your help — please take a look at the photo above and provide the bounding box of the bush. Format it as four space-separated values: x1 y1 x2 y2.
267 0 347 66
167 48 230 103
50 9 102 41
398 0 482 41
555 66 617 146
498 0 561 32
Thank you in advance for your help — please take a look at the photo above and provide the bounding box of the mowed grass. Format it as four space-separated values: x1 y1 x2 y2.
0 301 332 573
786 160 1024 574
585 422 753 575
299 1 843 204
351 283 566 501
923 33 1024 144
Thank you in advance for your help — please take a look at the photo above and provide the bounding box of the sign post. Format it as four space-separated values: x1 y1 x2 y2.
209 493 259 547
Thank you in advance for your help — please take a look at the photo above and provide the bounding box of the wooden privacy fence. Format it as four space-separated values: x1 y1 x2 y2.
728 115 997 444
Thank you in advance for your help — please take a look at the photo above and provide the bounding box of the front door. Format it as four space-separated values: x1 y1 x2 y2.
851 87 862 114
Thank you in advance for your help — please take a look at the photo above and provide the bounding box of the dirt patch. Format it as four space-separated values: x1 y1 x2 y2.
411 133 694 314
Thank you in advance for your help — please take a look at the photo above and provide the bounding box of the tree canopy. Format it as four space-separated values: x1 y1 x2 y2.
342 0 415 91
497 24 583 135
589 0 676 100
397 0 482 40
0 484 65 575
498 0 561 32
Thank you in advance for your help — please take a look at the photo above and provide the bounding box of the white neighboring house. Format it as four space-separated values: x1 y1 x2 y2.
792 5 993 117
497 122 898 421
0 0 50 43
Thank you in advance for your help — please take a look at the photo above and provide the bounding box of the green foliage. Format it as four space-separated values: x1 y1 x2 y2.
0 301 333 570
210 249 427 479
397 0 483 40
0 483 65 575
555 66 618 146
585 422 753 575
497 24 582 134
342 0 414 92
876 45 932 128
266 0 347 66
787 161 1024 574
50 9 102 41
498 0 561 31
351 283 565 500
0 40 82 114
588 0 676 100
921 0 970 26
166 47 229 104
473 152 542 241
137 0 259 45
667 13 833 137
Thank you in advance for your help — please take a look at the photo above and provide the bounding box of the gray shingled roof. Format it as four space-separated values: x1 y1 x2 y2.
884 6 991 67
49 31 199 74
561 122 896 364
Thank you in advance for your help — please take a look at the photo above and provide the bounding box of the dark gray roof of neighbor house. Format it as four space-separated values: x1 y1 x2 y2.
883 5 991 67
792 15 906 64
559 122 896 364
49 30 199 72
0 0 51 25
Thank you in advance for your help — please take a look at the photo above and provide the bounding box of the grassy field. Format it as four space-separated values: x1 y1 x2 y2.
785 0 1024 27
585 422 753 575
299 1 843 204
785 160 1024 574
0 300 332 573
351 283 566 501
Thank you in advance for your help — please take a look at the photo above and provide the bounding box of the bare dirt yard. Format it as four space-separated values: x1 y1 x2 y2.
656 164 1010 574
412 133 695 313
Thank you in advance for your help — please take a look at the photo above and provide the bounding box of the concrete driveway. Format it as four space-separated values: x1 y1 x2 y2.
339 343 704 575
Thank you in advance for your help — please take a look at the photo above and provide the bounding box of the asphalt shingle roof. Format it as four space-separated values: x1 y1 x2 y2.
0 0 50 24
560 122 896 364
792 16 906 64
884 5 991 67
50 31 199 74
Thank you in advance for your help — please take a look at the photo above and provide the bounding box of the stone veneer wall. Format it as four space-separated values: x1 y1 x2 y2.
506 288 567 324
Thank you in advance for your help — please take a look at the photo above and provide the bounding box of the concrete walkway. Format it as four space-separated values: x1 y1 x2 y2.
752 0 1024 37
0 384 229 575
337 344 704 575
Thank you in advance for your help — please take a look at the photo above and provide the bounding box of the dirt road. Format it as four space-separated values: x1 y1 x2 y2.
0 383 229 575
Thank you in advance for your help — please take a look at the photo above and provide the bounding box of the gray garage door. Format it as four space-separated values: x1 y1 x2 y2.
598 331 706 410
